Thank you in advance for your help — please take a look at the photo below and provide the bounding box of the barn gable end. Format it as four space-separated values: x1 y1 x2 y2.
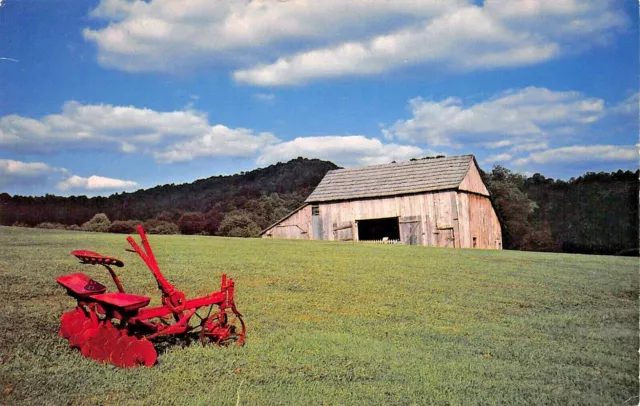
458 158 489 196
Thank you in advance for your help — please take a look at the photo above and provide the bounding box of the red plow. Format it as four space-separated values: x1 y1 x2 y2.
56 226 246 367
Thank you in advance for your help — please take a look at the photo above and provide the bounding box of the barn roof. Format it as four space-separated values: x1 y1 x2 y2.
305 154 475 203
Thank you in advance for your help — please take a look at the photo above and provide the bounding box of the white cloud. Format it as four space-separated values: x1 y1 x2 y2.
512 145 638 166
383 87 605 147
83 0 626 83
0 101 277 163
56 175 138 192
84 0 455 72
0 158 137 194
484 153 513 164
154 126 278 163
609 92 639 116
257 135 428 167
508 142 549 154
234 6 560 85
0 159 66 185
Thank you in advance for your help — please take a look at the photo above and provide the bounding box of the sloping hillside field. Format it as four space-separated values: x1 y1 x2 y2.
0 226 637 405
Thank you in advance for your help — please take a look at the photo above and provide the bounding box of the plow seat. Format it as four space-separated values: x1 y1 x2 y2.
71 250 124 267
92 292 151 312
56 273 107 298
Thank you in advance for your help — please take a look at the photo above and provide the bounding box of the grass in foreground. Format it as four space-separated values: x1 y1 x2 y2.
0 226 637 405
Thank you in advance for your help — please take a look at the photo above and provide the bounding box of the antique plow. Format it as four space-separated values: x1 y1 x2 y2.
56 226 246 367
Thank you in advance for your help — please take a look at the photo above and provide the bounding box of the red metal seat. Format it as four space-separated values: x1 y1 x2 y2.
71 250 124 267
91 292 151 312
56 273 107 298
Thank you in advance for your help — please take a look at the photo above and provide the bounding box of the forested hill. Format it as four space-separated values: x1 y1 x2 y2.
0 157 339 235
0 157 637 255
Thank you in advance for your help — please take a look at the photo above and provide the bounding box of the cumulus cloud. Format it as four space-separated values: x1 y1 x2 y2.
0 101 277 162
383 87 605 147
84 0 454 72
257 135 428 167
83 0 626 83
234 6 560 85
154 126 278 163
0 158 137 194
512 145 638 166
0 159 66 185
483 153 513 165
56 175 138 192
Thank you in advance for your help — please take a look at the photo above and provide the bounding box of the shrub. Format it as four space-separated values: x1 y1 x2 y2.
109 220 142 234
11 222 30 228
155 210 181 222
81 213 111 233
177 212 205 235
218 211 261 238
204 210 224 236
35 222 67 230
66 224 82 231
143 219 180 235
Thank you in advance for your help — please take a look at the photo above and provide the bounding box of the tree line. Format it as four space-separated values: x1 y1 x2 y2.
0 157 637 255
481 166 638 255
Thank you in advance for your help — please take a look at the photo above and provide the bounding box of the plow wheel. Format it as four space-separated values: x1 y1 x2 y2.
121 338 157 368
200 309 246 347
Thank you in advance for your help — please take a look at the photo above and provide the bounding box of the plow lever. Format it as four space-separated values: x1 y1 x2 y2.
127 226 186 313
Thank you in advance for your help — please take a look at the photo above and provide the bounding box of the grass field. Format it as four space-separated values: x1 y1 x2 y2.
0 226 637 405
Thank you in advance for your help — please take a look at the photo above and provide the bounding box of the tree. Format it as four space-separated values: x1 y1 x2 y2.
218 211 261 238
177 212 205 235
482 166 536 250
143 219 180 235
81 213 111 233
204 209 224 236
109 219 142 234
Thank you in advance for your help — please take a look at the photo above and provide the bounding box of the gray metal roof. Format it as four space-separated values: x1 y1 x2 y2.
305 155 474 203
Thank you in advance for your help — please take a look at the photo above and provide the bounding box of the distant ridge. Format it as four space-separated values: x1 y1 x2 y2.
0 157 340 229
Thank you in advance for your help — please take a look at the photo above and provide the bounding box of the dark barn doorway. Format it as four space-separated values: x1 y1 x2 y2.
357 217 400 241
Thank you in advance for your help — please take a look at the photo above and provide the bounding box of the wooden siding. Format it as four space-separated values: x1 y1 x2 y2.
456 192 471 248
264 187 502 249
315 191 461 246
262 205 312 239
458 161 489 196
466 194 502 249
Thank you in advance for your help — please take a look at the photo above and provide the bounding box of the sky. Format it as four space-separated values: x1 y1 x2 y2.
0 0 638 197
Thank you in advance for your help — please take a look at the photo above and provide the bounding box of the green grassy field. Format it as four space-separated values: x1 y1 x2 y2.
0 226 637 405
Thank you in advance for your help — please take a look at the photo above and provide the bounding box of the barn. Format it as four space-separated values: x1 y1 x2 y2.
260 154 502 249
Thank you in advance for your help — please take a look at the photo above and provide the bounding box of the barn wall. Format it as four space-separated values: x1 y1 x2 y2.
264 189 502 249
262 205 312 239
316 191 461 246
465 193 502 249
459 161 489 196
456 193 471 248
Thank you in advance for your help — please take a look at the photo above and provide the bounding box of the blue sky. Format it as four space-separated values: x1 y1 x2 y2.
0 0 638 196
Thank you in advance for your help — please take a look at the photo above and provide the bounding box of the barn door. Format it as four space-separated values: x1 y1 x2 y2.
312 205 323 240
437 228 455 248
333 221 353 241
399 216 423 246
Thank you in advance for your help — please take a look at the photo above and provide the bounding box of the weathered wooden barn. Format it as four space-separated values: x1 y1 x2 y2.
260 155 502 249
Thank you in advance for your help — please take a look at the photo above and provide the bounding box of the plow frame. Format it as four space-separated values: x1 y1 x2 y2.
56 225 246 367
